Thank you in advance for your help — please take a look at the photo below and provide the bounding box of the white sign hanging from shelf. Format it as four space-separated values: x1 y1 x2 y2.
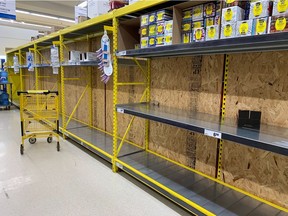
13 55 19 74
0 0 16 20
26 52 34 72
51 46 60 74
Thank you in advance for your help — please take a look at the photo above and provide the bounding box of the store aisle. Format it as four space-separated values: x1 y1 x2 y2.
0 109 190 216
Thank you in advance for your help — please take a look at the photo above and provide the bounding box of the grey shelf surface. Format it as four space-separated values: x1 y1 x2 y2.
117 32 288 58
117 103 288 156
119 151 286 215
60 117 142 161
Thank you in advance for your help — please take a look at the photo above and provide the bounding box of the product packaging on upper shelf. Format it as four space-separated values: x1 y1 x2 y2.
236 19 253 37
249 0 272 19
156 9 173 22
156 22 165 35
205 17 219 27
221 23 237 39
149 13 157 25
206 25 220 41
148 36 156 47
141 15 149 26
272 0 288 16
182 20 192 33
149 24 157 36
223 0 247 9
164 20 173 34
222 6 244 24
192 20 204 29
182 33 191 44
193 28 206 42
270 15 288 33
164 33 173 45
192 5 204 21
80 52 98 61
156 35 165 46
204 2 216 18
68 51 81 64
141 37 148 48
252 17 271 35
183 8 192 21
140 26 148 37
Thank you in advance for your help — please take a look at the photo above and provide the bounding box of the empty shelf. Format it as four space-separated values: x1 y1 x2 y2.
116 103 288 156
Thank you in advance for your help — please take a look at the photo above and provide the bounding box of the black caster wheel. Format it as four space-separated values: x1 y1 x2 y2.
47 137 53 143
57 142 60 152
20 145 24 155
29 137 36 144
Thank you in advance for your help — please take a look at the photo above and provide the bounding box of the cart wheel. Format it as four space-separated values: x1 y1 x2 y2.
47 137 53 143
20 145 24 155
57 142 60 151
29 137 36 144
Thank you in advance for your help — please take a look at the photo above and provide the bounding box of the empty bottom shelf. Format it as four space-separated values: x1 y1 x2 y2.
62 118 142 162
118 151 286 216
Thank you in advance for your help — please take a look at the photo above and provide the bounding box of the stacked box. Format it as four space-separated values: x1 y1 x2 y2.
221 23 237 39
183 8 192 21
273 0 288 16
148 36 156 47
140 26 149 37
149 24 157 36
205 17 217 27
192 5 204 21
156 10 172 22
165 20 173 34
193 27 206 42
270 15 288 33
204 2 216 18
193 20 205 28
206 25 220 41
249 1 272 19
236 20 253 37
157 22 165 35
156 35 165 46
182 19 192 43
223 0 247 9
252 17 270 35
222 6 245 24
149 13 156 24
182 33 191 44
141 15 149 27
164 33 173 45
141 37 148 48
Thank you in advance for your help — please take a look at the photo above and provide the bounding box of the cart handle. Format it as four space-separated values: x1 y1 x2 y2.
17 90 58 95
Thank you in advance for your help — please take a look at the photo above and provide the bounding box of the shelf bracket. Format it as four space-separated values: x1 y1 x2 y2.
104 25 114 33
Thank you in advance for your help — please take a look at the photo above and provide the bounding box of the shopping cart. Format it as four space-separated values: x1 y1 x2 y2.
17 90 60 155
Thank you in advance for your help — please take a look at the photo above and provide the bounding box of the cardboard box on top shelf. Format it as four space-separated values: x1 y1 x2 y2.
182 19 192 33
156 9 173 22
87 0 110 18
148 24 157 36
182 32 192 44
141 37 148 48
156 35 165 47
192 4 204 21
223 0 247 9
270 15 288 33
193 27 206 42
164 33 173 45
192 20 204 29
221 22 237 39
204 2 216 18
249 0 272 19
222 6 244 24
148 36 156 47
236 19 253 37
140 26 149 37
273 0 288 16
148 12 157 25
75 6 87 23
206 25 220 41
252 17 271 35
183 8 192 21
156 22 165 35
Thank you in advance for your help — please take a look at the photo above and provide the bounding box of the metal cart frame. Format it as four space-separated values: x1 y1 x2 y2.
17 90 60 154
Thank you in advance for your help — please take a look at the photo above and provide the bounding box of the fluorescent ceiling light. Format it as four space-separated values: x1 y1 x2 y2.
16 10 74 23
77 1 87 8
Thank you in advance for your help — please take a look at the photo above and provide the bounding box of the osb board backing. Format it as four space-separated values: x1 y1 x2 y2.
149 55 224 177
106 64 146 147
222 51 288 208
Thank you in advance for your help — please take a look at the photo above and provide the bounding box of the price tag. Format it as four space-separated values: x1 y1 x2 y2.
204 129 222 139
117 51 126 56
117 108 124 113
116 162 124 169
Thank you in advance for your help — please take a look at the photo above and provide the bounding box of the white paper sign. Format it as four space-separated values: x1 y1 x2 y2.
0 0 16 20
117 108 124 113
51 46 60 74
204 129 222 139
13 55 19 74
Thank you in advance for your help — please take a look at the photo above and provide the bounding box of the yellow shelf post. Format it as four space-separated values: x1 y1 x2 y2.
33 44 39 90
112 16 119 173
59 34 66 137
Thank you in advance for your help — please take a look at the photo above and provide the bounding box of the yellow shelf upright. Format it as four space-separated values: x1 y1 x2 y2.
18 50 24 91
112 16 119 173
32 44 39 90
59 34 66 136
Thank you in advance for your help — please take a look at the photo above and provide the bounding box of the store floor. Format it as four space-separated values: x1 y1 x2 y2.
0 109 190 216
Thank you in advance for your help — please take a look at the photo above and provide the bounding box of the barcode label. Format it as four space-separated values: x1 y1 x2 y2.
204 129 222 139
117 108 124 113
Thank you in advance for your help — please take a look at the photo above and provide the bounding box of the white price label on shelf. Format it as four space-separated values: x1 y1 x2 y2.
116 162 123 169
117 51 126 56
117 108 124 113
204 129 222 139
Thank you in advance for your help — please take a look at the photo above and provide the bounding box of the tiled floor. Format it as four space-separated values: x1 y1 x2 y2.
0 109 190 216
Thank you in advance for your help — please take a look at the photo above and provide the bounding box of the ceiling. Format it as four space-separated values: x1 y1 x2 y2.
7 1 86 32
